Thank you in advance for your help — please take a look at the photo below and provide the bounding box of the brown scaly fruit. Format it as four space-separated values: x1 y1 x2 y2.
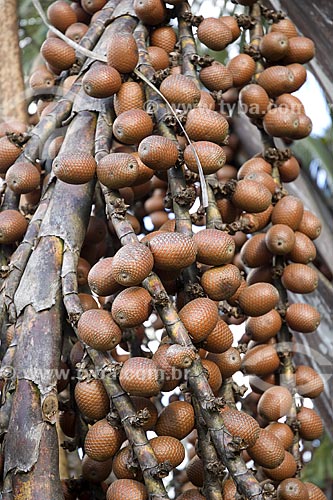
119 357 163 397
111 243 154 286
77 309 122 351
106 479 148 500
243 344 280 376
0 136 21 174
266 422 294 450
0 210 28 244
201 358 222 392
159 74 201 106
155 401 195 440
305 482 328 500
147 46 169 71
257 66 296 97
148 232 197 271
295 365 324 398
277 478 309 500
197 17 233 51
202 319 233 353
238 282 279 317
133 0 166 26
150 436 185 468
41 38 76 71
184 141 226 175
239 84 270 118
178 298 219 343
260 31 289 61
150 26 177 53
289 231 316 263
237 156 272 179
153 343 181 392
282 36 315 64
227 54 256 88
47 0 77 32
297 406 323 440
111 287 152 328
107 33 138 73
65 22 89 42
176 490 205 500
241 233 272 268
265 223 296 255
298 210 321 239
88 257 122 296
270 18 298 38
6 162 40 194
231 179 272 213
75 379 110 420
199 62 233 92
113 110 154 145
281 263 318 294
97 153 138 189
220 406 260 447
185 456 204 487
247 428 285 469
83 63 122 98
201 264 242 301
85 419 125 461
258 386 293 421
193 228 235 266
53 152 96 184
207 347 242 379
285 303 320 333
114 82 145 116
138 135 179 171
185 108 229 144
245 309 282 342
263 451 297 481
271 195 304 229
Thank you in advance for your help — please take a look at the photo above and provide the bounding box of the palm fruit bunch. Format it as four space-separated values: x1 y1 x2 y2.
0 0 329 499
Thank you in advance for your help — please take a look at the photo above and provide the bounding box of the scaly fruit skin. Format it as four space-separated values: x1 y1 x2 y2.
197 17 233 51
111 243 154 286
186 456 204 487
6 162 40 194
199 62 233 92
263 451 297 481
133 0 166 26
113 110 154 145
298 210 322 240
150 26 177 53
242 344 280 376
41 38 76 71
203 319 233 353
88 257 121 296
159 74 201 105
0 210 28 244
238 282 279 317
0 136 21 173
277 478 309 500
241 233 272 268
220 406 260 447
289 231 316 263
47 0 78 32
148 232 197 271
77 309 122 351
153 344 180 392
193 229 235 266
266 422 294 450
176 490 205 500
258 386 293 421
184 141 226 175
245 309 282 342
83 64 122 98
150 436 185 468
265 224 296 255
179 298 218 342
185 108 229 144
201 359 222 392
97 153 139 189
53 152 97 184
75 379 109 421
111 287 152 328
295 365 324 398
85 419 125 461
232 179 272 213
297 407 323 440
155 401 195 440
281 263 318 294
227 54 256 88
247 429 285 469
147 46 169 70
119 357 163 397
106 479 148 500
259 31 289 61
207 347 242 378
305 482 328 500
107 33 138 73
271 195 304 230
201 264 242 301
114 82 145 116
238 157 273 179
240 83 270 118
285 303 320 333
138 135 179 171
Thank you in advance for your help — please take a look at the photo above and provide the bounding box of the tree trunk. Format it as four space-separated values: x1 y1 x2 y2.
0 0 27 125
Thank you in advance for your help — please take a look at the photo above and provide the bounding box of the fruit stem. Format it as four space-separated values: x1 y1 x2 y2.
192 396 224 500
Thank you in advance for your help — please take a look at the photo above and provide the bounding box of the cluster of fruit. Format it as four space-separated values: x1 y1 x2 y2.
0 0 328 499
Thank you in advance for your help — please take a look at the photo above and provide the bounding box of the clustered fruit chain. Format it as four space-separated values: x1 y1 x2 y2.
0 0 327 498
